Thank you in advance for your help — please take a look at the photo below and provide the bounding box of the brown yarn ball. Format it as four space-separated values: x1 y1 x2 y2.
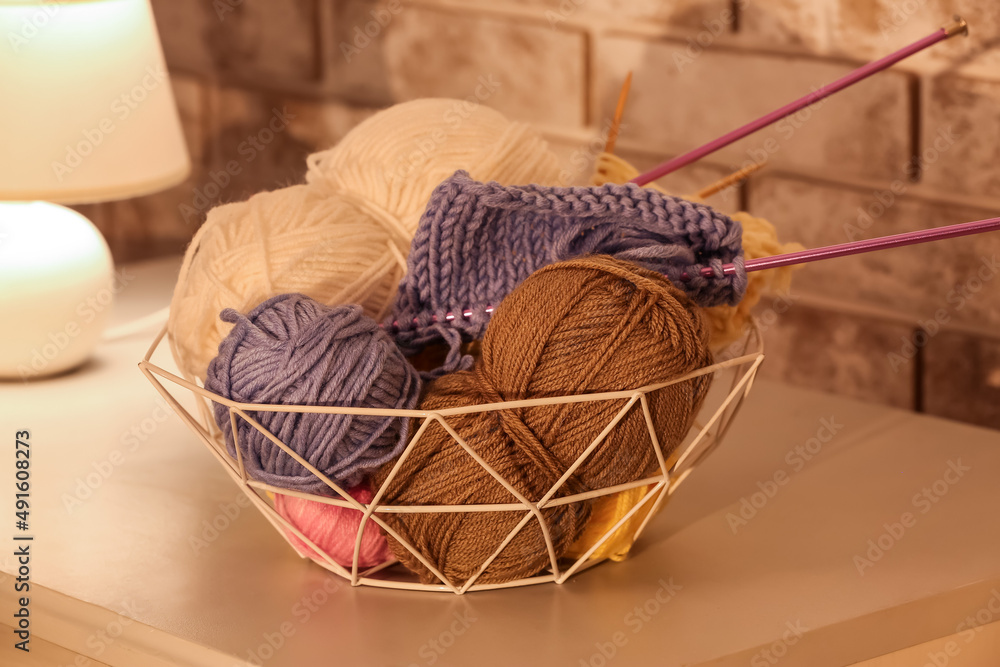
375 255 714 586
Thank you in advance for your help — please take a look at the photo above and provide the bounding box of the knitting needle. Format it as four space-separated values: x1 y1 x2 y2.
387 215 1000 330
693 161 766 200
682 215 1000 279
604 72 633 155
630 16 970 186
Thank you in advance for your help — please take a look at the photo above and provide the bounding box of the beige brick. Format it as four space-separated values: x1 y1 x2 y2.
448 0 732 28
540 133 741 211
922 76 1000 199
206 86 319 205
282 99 381 152
737 0 837 53
830 0 1000 80
756 298 916 409
595 36 913 181
380 6 587 126
199 88 380 214
220 0 321 83
71 171 204 265
616 148 743 214
170 74 208 166
75 196 186 271
748 175 1000 330
739 1 1000 81
96 92 379 264
101 172 205 263
924 330 1000 429
151 0 321 85
329 0 401 104
573 0 734 26
150 0 213 74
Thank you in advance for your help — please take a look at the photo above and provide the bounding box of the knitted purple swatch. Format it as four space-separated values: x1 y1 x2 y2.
391 170 746 369
205 294 422 493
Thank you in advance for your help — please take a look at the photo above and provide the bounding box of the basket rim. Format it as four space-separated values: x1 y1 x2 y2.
140 324 763 416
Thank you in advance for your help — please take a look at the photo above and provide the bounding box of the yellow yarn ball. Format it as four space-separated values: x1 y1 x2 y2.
575 153 804 561
591 152 671 195
704 212 804 351
566 485 663 562
168 99 563 384
589 152 803 351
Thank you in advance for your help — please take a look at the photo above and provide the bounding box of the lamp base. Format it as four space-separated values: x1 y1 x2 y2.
0 202 114 380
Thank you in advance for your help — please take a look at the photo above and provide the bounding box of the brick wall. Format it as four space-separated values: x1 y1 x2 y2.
104 0 1000 427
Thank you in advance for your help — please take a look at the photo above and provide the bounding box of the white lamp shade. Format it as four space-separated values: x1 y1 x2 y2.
0 0 190 204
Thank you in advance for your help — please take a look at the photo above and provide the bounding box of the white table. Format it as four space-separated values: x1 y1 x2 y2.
2 257 999 667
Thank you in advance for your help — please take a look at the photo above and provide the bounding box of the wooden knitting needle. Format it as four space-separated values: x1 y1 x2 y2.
693 161 766 200
606 72 762 195
604 72 633 155
631 16 970 186
681 215 1000 280
387 215 1000 329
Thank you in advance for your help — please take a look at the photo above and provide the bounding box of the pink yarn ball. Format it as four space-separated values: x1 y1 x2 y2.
274 485 393 569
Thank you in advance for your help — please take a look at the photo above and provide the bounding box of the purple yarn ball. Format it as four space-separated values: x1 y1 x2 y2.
205 293 421 493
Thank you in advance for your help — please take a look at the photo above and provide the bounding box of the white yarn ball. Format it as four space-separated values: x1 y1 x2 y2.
168 99 562 384
304 97 563 235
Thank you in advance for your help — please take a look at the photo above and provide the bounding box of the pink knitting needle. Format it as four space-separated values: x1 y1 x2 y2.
630 17 969 186
389 215 1000 329
683 215 1000 280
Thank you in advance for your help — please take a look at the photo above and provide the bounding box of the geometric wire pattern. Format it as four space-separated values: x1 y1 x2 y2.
140 325 764 594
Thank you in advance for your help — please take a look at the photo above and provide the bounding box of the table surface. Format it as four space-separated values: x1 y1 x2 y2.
2 256 999 667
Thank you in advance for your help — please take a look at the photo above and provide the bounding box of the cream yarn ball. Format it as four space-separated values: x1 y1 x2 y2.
168 99 563 384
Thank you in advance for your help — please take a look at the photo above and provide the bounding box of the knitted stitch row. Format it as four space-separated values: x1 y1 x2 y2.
391 171 746 370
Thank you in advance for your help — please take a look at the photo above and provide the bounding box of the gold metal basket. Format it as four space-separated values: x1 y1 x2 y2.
140 325 763 594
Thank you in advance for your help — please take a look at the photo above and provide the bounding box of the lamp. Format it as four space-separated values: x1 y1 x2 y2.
0 0 190 380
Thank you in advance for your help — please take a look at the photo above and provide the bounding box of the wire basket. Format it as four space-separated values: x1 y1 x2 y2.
140 325 764 594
